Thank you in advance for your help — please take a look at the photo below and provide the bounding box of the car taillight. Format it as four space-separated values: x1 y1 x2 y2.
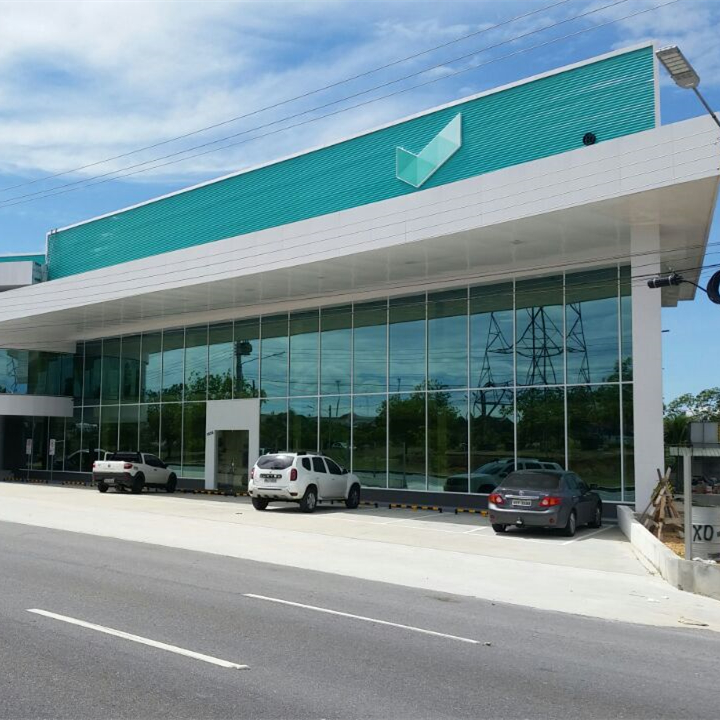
540 496 562 507
123 463 133 470
250 467 254 480
488 493 504 505
290 468 297 481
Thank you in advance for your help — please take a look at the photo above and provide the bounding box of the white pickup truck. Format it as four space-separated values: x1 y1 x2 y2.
92 452 177 494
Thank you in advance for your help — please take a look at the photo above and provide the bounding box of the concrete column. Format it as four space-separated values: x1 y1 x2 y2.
631 224 665 512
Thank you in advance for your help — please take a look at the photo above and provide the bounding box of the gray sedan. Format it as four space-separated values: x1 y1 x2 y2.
487 470 602 537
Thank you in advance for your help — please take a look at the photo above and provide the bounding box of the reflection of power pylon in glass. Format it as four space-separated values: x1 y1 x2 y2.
516 306 564 386
472 312 513 417
565 303 590 384
4 352 19 393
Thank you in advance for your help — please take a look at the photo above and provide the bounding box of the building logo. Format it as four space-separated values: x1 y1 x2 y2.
396 113 462 188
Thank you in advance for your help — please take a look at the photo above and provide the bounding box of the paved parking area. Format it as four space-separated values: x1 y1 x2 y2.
4 482 720 630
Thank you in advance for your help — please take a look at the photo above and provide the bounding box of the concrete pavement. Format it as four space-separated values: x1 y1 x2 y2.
1 483 719 630
2 521 719 720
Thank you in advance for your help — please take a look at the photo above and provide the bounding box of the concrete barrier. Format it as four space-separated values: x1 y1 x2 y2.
618 505 720 602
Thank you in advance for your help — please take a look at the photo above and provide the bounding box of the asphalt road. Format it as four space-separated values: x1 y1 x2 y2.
0 520 717 720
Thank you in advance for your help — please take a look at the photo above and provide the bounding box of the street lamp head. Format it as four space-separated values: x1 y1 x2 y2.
656 45 700 89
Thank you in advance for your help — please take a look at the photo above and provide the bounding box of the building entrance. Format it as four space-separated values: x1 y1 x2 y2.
215 430 249 490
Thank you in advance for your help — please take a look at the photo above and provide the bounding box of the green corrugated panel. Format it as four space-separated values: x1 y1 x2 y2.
48 47 656 279
0 253 45 264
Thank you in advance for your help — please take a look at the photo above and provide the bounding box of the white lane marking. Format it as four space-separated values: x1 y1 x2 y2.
244 594 479 644
463 526 487 534
27 609 248 670
562 525 613 545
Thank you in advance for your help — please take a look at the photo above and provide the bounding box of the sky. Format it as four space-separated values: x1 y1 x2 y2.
0 0 718 402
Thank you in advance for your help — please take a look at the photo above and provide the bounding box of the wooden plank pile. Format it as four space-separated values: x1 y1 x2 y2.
640 468 684 540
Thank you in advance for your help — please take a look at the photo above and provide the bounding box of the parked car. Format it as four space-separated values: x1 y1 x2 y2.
487 470 602 537
92 452 177 494
444 458 563 494
249 452 361 513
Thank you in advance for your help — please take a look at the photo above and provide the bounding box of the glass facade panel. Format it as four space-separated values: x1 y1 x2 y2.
389 295 426 393
260 398 287 454
260 315 288 398
470 282 514 389
234 318 260 398
515 276 564 386
139 404 160 457
184 325 208 401
160 403 183 473
353 394 386 487
64 407 84 471
182 402 206 478
289 311 319 396
83 406 101 463
208 323 233 400
84 340 102 404
0 349 28 394
119 404 139 451
469 389 515 493
353 301 387 393
320 396 351 469
31 417 48 469
620 266 633 381
567 385 621 501
100 405 119 455
101 338 121 404
388 392 425 490
63 266 634 491
516 387 565 467
120 336 141 404
48 417 65 470
320 306 351 395
140 332 162 403
289 397 318 452
565 269 619 384
622 384 634 502
428 390 468 492
162 329 184 402
428 289 467 390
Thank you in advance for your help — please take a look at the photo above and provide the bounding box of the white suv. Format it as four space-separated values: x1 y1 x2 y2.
249 452 361 513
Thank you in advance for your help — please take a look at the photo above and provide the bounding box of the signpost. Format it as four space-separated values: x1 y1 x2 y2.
49 439 56 483
25 438 32 482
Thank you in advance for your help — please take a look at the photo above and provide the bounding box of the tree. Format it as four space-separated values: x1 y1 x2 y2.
665 388 720 422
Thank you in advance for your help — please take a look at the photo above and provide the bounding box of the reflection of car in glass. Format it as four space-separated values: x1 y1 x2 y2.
57 449 109 472
488 470 602 537
444 458 563 494
249 452 361 513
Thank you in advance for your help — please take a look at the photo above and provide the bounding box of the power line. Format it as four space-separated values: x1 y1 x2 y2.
0 0 576 196
0 0 661 209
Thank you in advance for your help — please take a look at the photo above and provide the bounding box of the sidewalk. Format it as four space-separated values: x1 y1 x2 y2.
2 483 720 631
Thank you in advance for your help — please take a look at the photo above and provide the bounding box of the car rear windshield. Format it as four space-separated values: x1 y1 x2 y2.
108 452 142 463
499 473 561 490
256 454 295 470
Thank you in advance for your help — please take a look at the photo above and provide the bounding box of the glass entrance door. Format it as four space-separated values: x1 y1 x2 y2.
216 430 250 490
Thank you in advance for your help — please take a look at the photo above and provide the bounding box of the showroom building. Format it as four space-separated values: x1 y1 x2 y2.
0 43 717 511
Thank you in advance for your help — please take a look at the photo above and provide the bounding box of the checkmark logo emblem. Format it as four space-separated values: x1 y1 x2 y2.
396 113 462 188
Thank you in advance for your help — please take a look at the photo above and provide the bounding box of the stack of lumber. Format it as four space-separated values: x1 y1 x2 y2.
640 469 683 541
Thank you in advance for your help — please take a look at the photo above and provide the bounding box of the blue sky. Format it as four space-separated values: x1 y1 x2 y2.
0 0 717 401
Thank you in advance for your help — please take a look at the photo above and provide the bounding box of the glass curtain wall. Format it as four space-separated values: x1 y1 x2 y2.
57 267 633 498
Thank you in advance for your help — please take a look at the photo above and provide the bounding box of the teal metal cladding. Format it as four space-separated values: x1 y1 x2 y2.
48 46 656 279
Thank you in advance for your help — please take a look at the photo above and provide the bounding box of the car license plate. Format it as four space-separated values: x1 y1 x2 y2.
264 478 277 483
512 499 531 507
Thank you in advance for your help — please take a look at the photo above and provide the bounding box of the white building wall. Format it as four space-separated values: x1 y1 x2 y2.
631 225 665 511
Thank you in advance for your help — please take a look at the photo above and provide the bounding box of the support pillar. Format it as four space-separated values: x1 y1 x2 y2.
630 225 665 512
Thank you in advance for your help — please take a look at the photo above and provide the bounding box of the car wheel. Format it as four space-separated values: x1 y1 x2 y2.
562 510 577 537
97 482 108 493
588 503 602 528
131 474 145 495
491 523 507 533
251 497 269 511
299 486 317 513
166 474 177 494
345 484 360 509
